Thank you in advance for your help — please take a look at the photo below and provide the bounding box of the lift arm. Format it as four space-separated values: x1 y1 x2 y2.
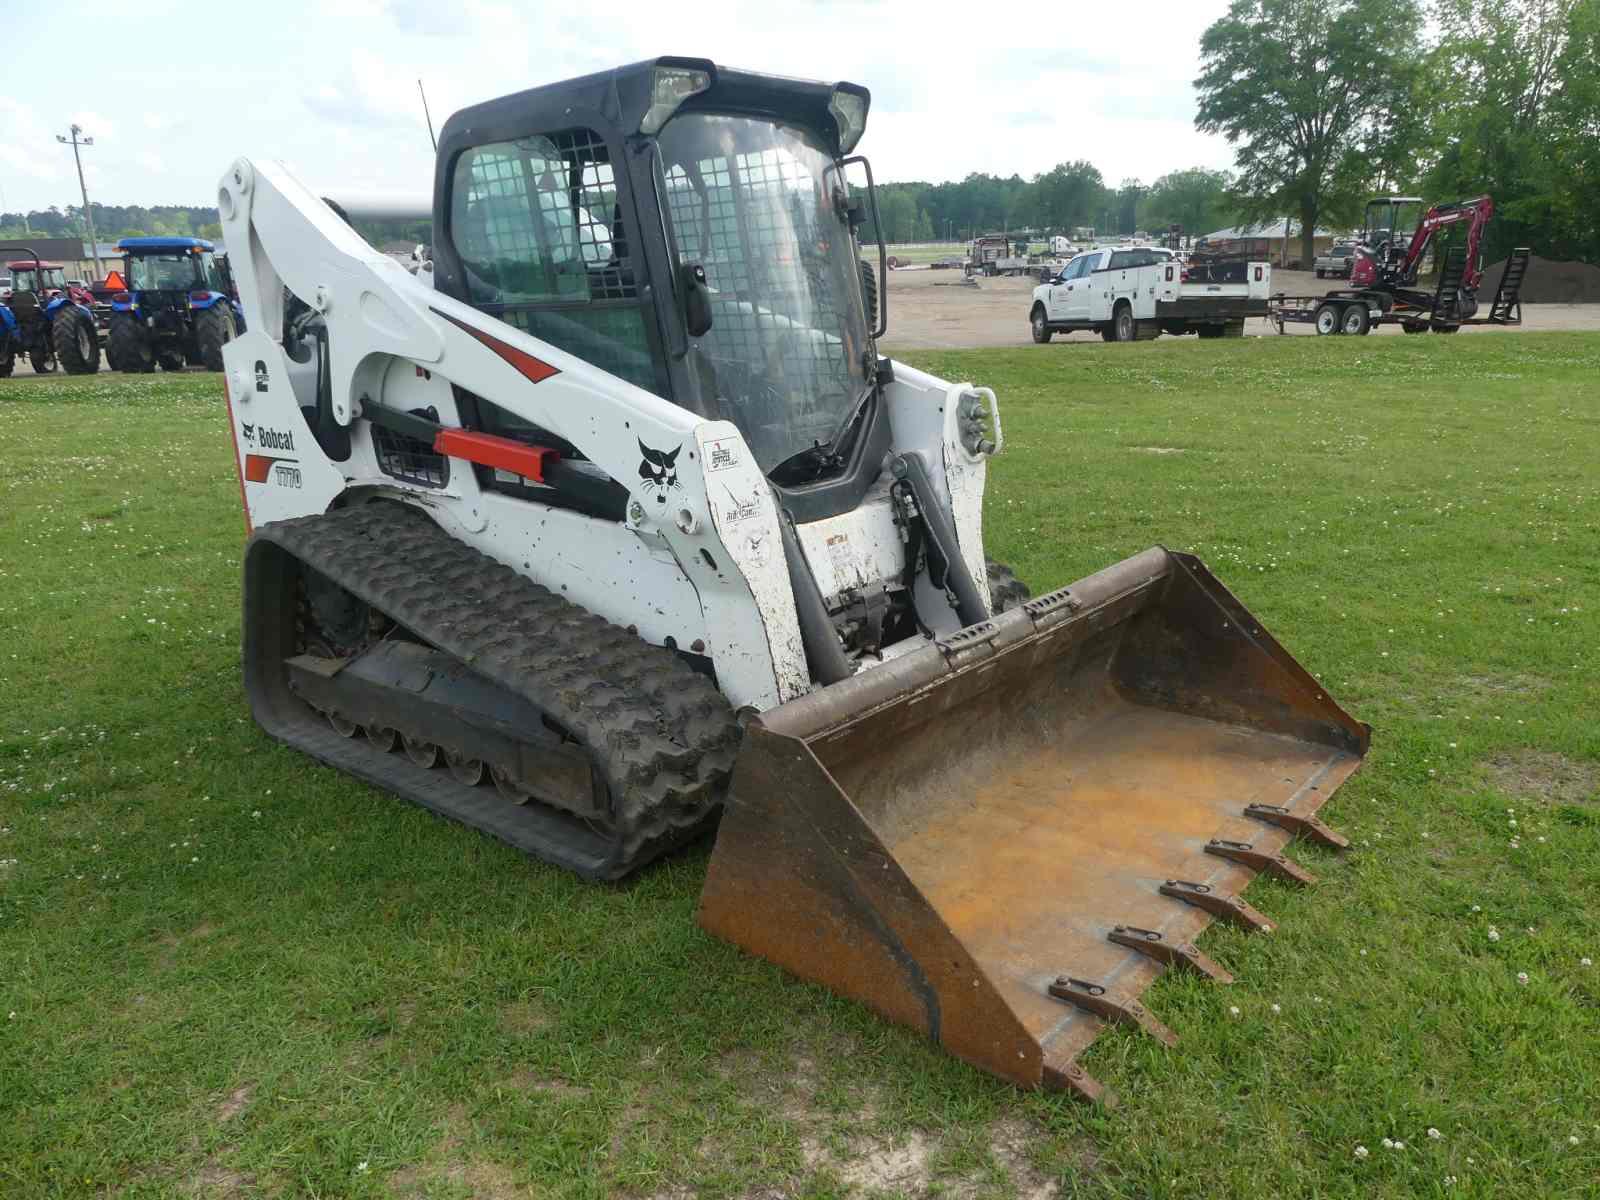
1398 195 1494 290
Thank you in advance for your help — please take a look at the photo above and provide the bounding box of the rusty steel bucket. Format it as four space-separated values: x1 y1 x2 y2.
697 547 1368 1100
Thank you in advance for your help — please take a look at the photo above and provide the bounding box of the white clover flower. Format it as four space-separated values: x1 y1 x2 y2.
1394 1140 1406 1150
1444 1175 1457 1186
1428 1128 1442 1139
1229 1005 1241 1017
1582 957 1593 967
1569 1135 1581 1146
1517 971 1529 985
1354 1145 1369 1159
1381 1138 1395 1150
1471 905 1481 913
1489 928 1501 941
356 1160 370 1173
1270 1003 1281 1014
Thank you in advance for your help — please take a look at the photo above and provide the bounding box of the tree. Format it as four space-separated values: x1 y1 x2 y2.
1138 168 1235 239
1020 161 1106 232
1195 0 1424 265
1425 0 1600 264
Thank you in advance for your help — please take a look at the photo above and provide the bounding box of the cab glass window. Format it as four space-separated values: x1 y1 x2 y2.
449 128 658 393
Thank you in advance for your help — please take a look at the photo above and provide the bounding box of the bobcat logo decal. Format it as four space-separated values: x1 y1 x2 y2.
637 439 682 502
241 422 256 445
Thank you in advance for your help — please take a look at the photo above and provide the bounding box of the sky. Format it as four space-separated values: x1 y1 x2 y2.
1 0 1239 216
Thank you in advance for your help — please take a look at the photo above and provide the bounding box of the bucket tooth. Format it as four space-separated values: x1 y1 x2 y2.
1043 1060 1108 1104
1243 802 1349 850
1204 838 1317 886
1049 976 1178 1047
1159 879 1275 934
1107 925 1234 983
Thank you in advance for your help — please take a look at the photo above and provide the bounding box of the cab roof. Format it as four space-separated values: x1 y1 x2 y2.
117 236 214 253
439 57 869 161
7 260 63 270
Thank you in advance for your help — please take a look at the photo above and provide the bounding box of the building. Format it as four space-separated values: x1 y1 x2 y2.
1198 220 1340 268
0 236 95 281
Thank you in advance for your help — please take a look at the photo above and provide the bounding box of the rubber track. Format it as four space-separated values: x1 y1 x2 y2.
249 502 741 878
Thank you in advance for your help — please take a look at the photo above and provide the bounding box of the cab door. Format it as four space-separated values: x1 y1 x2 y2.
1064 253 1100 323
1047 256 1084 320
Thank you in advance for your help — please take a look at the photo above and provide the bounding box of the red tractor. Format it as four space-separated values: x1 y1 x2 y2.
0 252 102 375
1269 195 1531 336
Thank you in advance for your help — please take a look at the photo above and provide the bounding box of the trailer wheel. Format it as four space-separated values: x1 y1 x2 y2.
1112 303 1135 343
1314 303 1342 335
1340 305 1371 336
1401 322 1427 335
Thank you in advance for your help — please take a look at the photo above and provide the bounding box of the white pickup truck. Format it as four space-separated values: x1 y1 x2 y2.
1029 246 1272 342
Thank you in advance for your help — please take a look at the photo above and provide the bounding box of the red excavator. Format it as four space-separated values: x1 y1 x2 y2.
1269 195 1531 335
1350 195 1493 316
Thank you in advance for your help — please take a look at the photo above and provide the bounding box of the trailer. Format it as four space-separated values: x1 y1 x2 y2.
1269 246 1531 335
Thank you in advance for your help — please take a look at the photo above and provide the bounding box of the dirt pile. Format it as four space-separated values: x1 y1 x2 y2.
1483 255 1600 303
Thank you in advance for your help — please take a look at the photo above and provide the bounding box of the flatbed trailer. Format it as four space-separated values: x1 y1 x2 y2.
1269 246 1530 335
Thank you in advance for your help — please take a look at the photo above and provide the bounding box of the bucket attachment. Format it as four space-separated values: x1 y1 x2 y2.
698 548 1368 1100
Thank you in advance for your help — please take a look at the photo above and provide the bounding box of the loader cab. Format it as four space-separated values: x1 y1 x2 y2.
8 261 68 299
1360 196 1421 267
118 237 222 301
432 58 884 521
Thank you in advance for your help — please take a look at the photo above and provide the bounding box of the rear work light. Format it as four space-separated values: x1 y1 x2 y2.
1165 265 1174 282
1254 266 1264 281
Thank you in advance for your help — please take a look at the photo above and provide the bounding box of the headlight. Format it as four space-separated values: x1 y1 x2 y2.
640 66 712 135
828 87 868 154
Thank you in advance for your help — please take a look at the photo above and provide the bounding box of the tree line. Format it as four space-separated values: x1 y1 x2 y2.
1195 0 1596 266
868 0 1597 269
861 166 1239 246
0 205 222 244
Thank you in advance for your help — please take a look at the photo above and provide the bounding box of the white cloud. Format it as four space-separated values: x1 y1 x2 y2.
1 0 1238 211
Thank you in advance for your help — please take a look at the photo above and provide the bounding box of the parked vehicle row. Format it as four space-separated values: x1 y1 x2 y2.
1 238 243 377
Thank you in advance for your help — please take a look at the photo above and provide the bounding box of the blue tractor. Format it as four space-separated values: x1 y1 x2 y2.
0 249 101 376
106 237 244 373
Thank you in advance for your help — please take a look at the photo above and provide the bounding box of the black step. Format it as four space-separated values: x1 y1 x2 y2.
1489 247 1532 324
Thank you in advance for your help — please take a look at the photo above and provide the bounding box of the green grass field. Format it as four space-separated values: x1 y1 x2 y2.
2 335 1598 1199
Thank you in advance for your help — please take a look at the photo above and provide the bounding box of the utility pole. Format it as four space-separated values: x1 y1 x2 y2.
56 123 102 278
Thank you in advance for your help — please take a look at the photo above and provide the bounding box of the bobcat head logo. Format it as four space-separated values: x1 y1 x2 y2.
241 422 256 445
637 439 682 501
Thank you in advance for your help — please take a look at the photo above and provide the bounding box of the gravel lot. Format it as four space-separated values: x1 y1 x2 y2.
877 264 1600 352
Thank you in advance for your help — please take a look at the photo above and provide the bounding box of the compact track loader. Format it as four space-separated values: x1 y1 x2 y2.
219 58 1368 1099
